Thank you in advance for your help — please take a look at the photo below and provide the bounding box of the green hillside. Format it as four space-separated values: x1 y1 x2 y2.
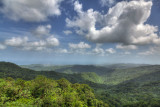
97 69 160 106
21 64 145 72
0 62 104 88
81 72 104 84
21 64 114 75
102 65 160 85
21 64 72 72
0 76 107 107
22 64 159 85
1 62 160 107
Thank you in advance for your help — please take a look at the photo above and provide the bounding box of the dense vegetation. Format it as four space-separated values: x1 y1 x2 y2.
1 62 160 107
0 76 107 107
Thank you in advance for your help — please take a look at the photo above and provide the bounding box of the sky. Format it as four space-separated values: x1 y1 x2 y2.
0 0 160 65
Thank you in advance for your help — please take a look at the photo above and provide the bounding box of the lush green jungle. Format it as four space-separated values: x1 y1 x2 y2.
0 62 160 107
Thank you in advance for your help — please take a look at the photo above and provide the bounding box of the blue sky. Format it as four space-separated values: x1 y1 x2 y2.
0 0 160 65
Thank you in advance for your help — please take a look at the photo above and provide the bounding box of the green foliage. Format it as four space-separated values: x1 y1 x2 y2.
0 76 107 107
81 72 104 83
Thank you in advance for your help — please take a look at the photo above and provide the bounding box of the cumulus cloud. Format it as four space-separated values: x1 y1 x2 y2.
68 42 91 54
4 36 59 51
32 25 52 37
66 1 101 35
3 24 60 51
106 48 116 54
63 30 73 35
100 0 115 7
0 0 63 22
5 37 28 47
0 43 6 50
55 49 68 53
92 47 105 55
25 36 59 51
66 0 160 47
69 42 91 49
46 36 59 46
92 45 116 55
116 44 138 50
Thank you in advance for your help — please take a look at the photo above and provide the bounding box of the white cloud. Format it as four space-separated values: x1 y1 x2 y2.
92 44 105 55
56 49 68 53
100 0 115 7
3 24 60 52
74 1 83 13
46 36 59 46
33 25 52 37
116 44 138 50
68 42 91 55
93 47 105 56
22 36 59 51
63 30 72 35
66 1 101 35
106 48 116 54
0 0 63 22
4 36 59 51
69 42 91 49
66 0 160 47
0 44 6 50
92 44 116 55
93 47 105 55
5 36 28 47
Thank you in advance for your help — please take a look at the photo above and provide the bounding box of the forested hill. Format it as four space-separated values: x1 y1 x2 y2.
21 63 160 85
21 64 146 73
0 62 106 88
21 64 114 75
0 76 107 106
1 61 160 87
0 62 109 106
1 62 160 106
0 62 83 82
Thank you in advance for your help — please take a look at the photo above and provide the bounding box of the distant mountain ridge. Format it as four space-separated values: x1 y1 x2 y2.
2 62 160 85
21 63 160 85
21 63 147 72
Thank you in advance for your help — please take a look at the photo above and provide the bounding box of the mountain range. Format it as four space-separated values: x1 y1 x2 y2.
1 62 160 106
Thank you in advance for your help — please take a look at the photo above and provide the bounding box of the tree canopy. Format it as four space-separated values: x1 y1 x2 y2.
0 76 108 107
